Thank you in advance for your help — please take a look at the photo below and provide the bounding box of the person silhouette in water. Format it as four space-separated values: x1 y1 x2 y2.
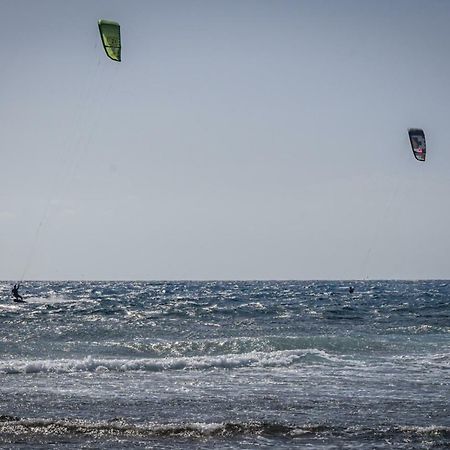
12 283 24 302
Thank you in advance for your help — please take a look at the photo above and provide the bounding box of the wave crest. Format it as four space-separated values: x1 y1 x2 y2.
1 416 449 440
0 349 339 375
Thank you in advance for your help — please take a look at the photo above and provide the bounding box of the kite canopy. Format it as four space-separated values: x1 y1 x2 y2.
408 128 426 162
98 19 121 61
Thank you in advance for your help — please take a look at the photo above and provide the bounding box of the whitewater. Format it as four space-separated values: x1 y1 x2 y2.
0 280 449 449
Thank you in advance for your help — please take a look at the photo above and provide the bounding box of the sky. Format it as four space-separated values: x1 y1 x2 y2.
2 0 450 280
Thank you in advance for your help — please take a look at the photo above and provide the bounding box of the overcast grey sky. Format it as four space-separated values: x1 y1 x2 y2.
1 0 450 280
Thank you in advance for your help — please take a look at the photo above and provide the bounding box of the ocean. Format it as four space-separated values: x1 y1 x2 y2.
0 280 449 449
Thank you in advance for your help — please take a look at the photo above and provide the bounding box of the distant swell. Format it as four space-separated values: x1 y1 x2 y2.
0 349 340 375
1 416 449 441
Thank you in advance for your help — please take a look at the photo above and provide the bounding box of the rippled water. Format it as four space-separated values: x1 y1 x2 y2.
0 280 449 448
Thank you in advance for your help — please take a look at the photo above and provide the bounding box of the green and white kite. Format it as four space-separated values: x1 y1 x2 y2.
98 19 121 62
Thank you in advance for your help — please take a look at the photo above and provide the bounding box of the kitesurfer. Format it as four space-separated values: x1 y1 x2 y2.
12 283 24 302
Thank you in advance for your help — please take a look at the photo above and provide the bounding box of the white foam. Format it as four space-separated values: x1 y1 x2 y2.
398 425 450 434
23 294 78 304
0 348 339 375
0 303 20 310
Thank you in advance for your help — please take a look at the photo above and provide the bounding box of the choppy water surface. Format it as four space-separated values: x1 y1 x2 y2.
0 280 449 449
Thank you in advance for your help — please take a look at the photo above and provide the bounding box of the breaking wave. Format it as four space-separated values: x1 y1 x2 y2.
1 416 449 441
0 348 342 375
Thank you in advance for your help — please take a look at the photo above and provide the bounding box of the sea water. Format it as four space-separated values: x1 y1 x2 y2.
0 280 449 449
